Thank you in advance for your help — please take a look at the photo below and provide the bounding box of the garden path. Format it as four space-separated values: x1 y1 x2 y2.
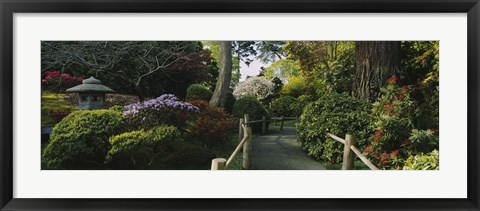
250 126 326 170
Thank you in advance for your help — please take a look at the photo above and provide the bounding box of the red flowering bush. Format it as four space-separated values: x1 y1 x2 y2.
185 100 234 148
364 76 417 169
41 71 84 92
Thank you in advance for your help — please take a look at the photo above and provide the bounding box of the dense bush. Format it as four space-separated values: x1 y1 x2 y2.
296 92 372 163
269 96 297 117
105 125 183 169
186 84 213 101
123 94 199 130
42 110 123 169
281 75 309 98
149 141 216 170
403 149 439 170
232 96 270 133
363 76 438 169
185 100 233 147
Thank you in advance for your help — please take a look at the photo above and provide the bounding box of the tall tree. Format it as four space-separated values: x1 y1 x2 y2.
354 41 400 100
210 41 233 107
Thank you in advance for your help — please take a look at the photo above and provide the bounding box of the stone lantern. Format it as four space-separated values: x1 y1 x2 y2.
66 76 114 110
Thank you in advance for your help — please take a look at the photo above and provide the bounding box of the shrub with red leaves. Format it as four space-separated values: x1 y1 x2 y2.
185 100 234 147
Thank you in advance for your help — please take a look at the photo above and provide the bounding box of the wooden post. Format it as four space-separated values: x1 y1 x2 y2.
211 158 227 170
261 116 266 135
243 114 251 169
238 118 244 142
342 134 356 170
280 116 284 131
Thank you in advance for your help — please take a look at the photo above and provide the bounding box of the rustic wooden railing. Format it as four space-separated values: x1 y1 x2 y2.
271 116 297 131
327 133 379 170
212 115 299 170
212 114 253 170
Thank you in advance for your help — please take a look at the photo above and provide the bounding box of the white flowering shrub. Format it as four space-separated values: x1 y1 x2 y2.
233 76 275 100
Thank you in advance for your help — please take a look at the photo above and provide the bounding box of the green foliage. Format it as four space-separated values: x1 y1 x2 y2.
149 141 216 170
285 41 355 94
186 84 213 101
42 110 123 169
408 129 438 153
232 96 271 133
185 100 234 148
281 75 309 98
290 95 315 117
41 92 75 128
403 150 439 170
364 77 438 169
105 125 183 169
263 58 300 82
296 92 372 163
269 96 297 117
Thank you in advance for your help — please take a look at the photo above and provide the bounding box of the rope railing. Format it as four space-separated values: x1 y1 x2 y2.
327 133 379 170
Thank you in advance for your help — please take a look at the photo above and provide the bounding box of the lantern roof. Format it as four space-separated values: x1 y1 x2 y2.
66 76 114 93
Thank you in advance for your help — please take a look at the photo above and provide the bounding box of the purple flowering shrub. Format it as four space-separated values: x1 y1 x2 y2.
123 94 199 130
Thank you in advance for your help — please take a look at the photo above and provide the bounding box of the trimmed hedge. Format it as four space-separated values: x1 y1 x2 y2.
105 125 183 169
232 96 270 133
186 84 213 101
296 92 372 164
42 110 123 170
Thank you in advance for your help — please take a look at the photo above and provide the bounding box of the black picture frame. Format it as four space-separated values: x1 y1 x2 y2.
1 0 479 210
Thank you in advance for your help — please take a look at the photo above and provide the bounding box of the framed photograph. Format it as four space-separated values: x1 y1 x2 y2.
1 0 479 210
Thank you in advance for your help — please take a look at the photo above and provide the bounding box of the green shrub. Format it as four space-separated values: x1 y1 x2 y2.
296 92 371 163
232 96 270 133
290 95 315 117
42 110 123 169
149 141 216 170
363 76 438 170
403 149 439 170
269 96 296 117
105 125 183 169
281 75 308 98
186 84 213 101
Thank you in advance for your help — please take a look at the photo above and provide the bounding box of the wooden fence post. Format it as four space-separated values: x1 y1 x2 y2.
211 158 227 170
342 134 356 170
261 116 266 135
280 116 284 131
243 114 251 169
239 118 244 142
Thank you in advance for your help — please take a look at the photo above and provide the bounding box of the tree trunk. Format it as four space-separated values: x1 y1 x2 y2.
354 41 400 100
210 41 233 107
